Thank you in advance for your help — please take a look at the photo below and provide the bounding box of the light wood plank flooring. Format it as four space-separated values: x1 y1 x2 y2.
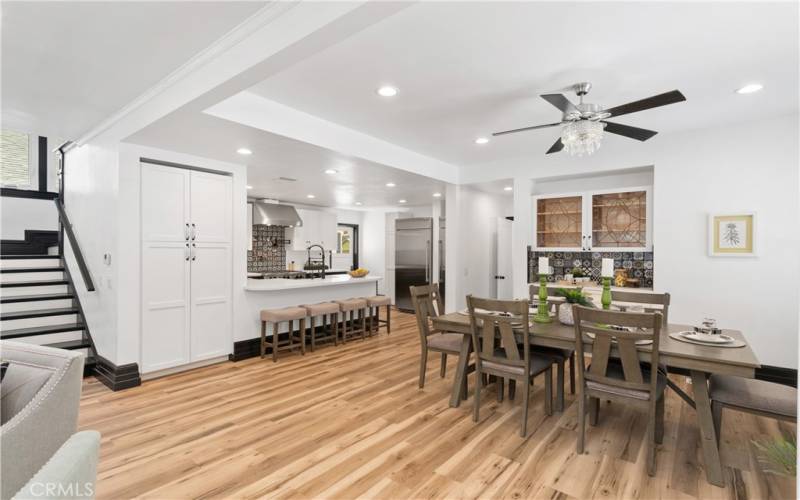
79 310 795 499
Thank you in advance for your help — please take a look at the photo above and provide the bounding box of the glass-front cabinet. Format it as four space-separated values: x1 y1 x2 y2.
533 187 652 252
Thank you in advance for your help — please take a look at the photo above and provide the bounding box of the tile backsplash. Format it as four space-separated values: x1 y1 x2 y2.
248 225 287 272
528 249 654 288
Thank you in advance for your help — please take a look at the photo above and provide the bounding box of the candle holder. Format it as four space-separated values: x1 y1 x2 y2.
533 274 552 323
601 277 612 310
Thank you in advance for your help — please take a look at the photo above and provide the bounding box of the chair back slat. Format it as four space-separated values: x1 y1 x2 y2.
467 295 529 372
573 305 662 399
410 284 444 346
611 290 670 326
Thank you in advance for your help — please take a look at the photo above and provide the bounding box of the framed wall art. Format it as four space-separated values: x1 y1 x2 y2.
708 212 756 257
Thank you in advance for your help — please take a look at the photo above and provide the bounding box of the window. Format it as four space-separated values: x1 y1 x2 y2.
337 226 352 254
0 129 32 187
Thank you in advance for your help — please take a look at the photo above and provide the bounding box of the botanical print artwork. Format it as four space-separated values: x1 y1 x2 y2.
709 213 756 257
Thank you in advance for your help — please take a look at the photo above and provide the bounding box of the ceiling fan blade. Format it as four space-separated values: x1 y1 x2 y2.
492 122 562 136
546 138 564 154
602 121 658 141
605 90 686 118
540 94 579 114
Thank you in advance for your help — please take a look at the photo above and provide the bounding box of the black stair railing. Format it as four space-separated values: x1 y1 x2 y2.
54 199 95 292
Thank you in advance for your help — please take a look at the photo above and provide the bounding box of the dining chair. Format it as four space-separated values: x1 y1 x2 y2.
529 284 577 402
610 290 670 327
467 295 554 437
410 284 466 394
572 305 665 476
709 375 797 444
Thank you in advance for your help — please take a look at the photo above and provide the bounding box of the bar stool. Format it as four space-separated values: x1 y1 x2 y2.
365 295 391 336
260 306 307 362
302 302 340 351
335 298 368 343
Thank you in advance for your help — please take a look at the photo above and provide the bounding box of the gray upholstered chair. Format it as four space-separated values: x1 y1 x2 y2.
709 375 797 443
0 341 93 499
410 284 464 391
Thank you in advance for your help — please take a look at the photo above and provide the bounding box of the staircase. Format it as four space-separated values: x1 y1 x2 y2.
1 254 96 374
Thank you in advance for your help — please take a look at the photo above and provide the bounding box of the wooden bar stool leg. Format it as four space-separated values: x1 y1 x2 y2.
300 318 306 355
260 321 267 359
386 304 391 334
310 315 316 352
361 308 367 340
272 322 279 363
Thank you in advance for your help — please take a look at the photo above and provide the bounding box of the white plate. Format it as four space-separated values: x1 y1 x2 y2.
678 331 734 345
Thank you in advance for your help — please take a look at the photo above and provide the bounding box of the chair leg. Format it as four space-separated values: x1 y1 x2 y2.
461 372 469 401
656 395 665 444
260 321 267 359
272 322 279 363
589 397 599 426
555 359 565 412
440 353 447 378
521 377 531 437
508 379 516 400
647 406 657 476
419 348 428 388
473 365 482 423
711 401 723 446
497 377 504 403
577 393 586 454
569 352 576 395
544 368 553 416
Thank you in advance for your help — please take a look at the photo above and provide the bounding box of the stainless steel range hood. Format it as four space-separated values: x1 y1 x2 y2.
253 201 303 227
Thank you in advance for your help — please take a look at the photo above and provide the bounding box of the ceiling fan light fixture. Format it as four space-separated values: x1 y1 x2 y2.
561 121 605 157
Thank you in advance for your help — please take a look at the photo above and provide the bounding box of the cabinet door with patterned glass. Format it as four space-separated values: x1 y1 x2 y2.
590 189 651 250
534 195 584 250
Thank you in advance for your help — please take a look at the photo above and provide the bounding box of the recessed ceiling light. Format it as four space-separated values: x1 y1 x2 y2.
306 194 315 199
475 137 490 145
433 192 442 198
503 186 513 192
246 185 253 190
736 83 763 94
324 169 338 175
385 182 396 187
236 148 252 155
399 199 407 204
355 202 363 206
377 86 398 97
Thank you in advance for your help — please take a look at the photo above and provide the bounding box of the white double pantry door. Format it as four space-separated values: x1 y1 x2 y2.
141 162 232 373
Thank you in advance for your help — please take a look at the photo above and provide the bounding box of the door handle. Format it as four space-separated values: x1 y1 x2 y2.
191 243 196 261
494 275 506 279
185 243 190 261
191 223 197 240
185 223 190 241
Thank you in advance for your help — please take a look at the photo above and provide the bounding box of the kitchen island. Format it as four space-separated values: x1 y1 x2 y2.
243 275 384 344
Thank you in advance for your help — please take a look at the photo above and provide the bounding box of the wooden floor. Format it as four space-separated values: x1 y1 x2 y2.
79 310 795 499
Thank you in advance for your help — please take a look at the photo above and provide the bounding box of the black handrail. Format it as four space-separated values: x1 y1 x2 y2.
54 198 95 292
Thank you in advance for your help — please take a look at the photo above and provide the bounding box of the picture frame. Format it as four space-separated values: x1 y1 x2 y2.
708 212 756 257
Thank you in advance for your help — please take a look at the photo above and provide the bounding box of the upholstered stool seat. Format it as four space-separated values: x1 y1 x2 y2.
260 306 307 362
335 298 368 342
710 375 797 420
365 295 392 336
303 302 340 351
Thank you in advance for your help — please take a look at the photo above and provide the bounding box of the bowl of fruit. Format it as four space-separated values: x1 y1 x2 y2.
348 268 369 278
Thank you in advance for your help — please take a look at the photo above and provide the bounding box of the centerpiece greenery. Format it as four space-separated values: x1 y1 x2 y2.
554 288 592 325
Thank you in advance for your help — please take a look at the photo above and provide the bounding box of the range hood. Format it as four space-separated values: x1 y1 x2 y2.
253 201 303 227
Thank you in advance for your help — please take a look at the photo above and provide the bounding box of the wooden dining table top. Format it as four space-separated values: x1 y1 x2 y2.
432 312 761 378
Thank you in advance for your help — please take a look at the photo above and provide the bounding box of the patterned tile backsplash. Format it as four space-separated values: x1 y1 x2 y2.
528 249 654 288
248 225 287 272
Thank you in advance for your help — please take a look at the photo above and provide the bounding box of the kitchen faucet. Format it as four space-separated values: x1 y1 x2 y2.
305 244 327 279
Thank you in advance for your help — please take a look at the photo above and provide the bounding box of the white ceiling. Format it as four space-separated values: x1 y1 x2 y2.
1 1 265 139
249 1 799 166
127 112 447 209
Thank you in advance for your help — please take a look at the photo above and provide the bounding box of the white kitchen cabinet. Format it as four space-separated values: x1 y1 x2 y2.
140 162 232 373
291 209 338 252
533 186 652 252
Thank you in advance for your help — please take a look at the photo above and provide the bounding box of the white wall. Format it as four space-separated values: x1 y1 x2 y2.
458 114 799 368
0 197 58 239
362 210 387 295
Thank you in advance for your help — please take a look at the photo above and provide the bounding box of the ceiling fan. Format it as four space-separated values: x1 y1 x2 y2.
492 83 686 156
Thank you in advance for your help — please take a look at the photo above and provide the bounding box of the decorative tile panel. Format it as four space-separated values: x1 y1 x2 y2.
248 225 287 272
528 248 654 288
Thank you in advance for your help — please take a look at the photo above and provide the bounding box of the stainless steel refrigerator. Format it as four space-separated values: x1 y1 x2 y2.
395 218 433 312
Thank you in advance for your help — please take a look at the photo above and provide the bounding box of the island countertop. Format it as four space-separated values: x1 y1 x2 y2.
245 275 382 291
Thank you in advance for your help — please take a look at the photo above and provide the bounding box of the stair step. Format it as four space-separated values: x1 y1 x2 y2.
1 322 85 339
0 255 62 259
1 279 69 288
44 339 91 351
1 293 75 304
1 307 79 320
0 267 64 273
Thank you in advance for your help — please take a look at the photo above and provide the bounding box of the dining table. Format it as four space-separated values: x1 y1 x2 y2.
431 311 761 487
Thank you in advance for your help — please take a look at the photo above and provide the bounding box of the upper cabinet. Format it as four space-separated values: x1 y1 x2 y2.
291 209 338 252
533 187 652 252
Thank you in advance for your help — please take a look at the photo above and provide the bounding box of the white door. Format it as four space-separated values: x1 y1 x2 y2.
496 217 513 300
189 171 232 362
141 163 191 372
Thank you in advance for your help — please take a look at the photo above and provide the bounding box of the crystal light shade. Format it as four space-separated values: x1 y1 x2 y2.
561 120 606 156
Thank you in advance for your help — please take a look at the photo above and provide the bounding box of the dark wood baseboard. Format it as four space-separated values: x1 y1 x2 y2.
756 365 797 388
95 355 141 391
